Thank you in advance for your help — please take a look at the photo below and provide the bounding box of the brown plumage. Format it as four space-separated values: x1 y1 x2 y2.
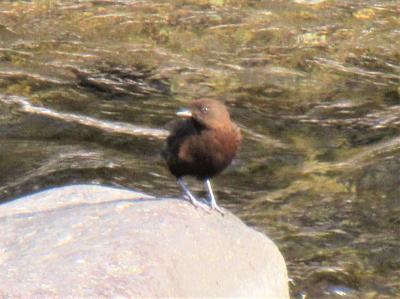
162 98 242 214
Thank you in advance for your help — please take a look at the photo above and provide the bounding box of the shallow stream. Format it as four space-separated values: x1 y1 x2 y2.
0 1 399 297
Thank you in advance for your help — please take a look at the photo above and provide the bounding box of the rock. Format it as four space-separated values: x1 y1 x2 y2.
0 185 289 298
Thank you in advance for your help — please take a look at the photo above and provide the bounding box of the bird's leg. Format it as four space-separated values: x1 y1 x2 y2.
205 179 224 215
177 178 210 212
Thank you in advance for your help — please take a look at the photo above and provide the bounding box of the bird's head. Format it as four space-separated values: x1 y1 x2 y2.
177 98 231 129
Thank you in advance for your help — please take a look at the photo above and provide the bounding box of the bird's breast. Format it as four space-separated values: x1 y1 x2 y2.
196 126 240 167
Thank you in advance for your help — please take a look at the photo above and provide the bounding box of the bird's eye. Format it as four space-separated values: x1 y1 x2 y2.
200 106 209 114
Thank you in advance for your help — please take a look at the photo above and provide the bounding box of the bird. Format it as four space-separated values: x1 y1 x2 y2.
162 98 242 214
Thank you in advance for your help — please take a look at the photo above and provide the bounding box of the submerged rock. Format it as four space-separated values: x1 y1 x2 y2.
0 185 289 298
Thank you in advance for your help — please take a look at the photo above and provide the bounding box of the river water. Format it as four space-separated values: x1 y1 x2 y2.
0 0 399 298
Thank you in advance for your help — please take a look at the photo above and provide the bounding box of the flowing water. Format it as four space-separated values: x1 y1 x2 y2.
0 0 399 297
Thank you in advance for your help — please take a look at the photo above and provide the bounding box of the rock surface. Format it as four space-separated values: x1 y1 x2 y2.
0 184 289 298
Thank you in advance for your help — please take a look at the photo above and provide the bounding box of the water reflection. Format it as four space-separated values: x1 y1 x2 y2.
0 0 399 298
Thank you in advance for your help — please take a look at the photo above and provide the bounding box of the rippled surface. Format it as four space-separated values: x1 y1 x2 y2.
1 0 399 297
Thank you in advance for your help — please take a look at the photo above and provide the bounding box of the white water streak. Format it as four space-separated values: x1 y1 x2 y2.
1 95 169 139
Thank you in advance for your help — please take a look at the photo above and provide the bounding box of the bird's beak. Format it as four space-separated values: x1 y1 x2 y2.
176 109 192 118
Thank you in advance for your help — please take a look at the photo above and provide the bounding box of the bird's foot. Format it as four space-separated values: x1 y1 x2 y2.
182 194 210 213
192 196 224 215
178 178 210 212
209 200 224 215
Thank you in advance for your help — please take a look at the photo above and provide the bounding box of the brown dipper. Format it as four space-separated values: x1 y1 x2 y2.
162 98 242 214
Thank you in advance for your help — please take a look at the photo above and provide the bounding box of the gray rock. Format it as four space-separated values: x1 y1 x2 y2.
0 185 289 298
